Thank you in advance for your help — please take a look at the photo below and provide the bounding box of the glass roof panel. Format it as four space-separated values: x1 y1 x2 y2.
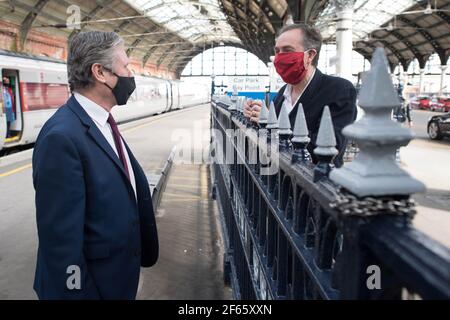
316 0 417 41
125 0 241 44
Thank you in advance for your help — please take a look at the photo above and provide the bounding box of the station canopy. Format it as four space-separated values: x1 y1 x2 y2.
0 0 448 76
125 0 240 44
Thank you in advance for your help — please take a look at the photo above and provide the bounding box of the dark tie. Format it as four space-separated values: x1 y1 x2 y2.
107 114 130 180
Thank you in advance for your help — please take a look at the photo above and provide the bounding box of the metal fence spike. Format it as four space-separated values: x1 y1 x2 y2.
266 101 278 129
292 103 310 144
259 100 268 126
314 106 338 156
278 101 292 135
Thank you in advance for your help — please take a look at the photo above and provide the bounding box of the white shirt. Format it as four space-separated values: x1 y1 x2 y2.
282 69 316 115
74 93 137 200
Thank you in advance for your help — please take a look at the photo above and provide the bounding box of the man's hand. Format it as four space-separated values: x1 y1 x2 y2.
243 99 263 123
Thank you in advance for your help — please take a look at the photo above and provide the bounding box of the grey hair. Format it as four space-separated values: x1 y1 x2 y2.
67 31 124 91
276 23 322 66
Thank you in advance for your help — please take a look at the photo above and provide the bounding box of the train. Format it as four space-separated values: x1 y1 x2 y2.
0 49 210 152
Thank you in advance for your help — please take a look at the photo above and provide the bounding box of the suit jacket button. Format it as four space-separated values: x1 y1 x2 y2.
135 250 141 257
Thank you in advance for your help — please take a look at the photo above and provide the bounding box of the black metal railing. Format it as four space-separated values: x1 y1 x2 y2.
209 49 450 300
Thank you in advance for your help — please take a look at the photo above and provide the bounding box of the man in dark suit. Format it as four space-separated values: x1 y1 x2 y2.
32 31 158 300
245 24 357 167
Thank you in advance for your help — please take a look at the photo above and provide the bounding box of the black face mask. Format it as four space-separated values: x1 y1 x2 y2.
103 69 136 106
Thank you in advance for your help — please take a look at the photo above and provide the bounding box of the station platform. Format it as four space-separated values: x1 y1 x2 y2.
137 163 231 300
0 102 449 299
0 103 231 300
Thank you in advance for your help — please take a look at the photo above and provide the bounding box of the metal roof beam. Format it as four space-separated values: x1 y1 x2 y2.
167 44 197 70
19 0 50 50
287 0 302 22
143 35 183 66
126 26 160 56
396 15 445 66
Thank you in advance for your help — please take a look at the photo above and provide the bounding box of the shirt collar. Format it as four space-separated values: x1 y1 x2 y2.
73 92 109 127
283 68 317 105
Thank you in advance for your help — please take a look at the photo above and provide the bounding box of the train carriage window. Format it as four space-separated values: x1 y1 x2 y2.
23 83 69 111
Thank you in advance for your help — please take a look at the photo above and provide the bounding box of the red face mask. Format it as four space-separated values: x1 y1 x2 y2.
274 52 307 85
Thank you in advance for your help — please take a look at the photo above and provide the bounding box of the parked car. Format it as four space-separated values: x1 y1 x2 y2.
430 97 444 112
409 95 430 110
437 97 450 112
427 113 450 140
418 95 431 109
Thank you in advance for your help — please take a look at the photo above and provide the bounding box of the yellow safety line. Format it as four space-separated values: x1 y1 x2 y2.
4 136 20 143
167 183 209 190
168 176 202 182
161 198 204 203
0 163 32 178
162 193 208 202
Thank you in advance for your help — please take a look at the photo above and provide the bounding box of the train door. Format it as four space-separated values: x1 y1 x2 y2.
167 81 173 112
0 74 6 151
1 69 23 145
173 82 180 109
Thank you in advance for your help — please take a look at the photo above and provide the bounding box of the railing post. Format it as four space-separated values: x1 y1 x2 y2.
255 103 263 130
291 103 311 163
313 106 338 182
258 100 268 130
329 48 426 299
257 101 269 177
266 101 278 145
237 96 245 123
278 102 292 151
228 94 237 115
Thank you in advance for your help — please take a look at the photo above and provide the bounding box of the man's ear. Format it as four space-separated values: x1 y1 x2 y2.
91 63 107 83
307 49 317 66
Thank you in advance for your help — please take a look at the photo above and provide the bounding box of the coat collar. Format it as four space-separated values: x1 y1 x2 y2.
297 68 323 106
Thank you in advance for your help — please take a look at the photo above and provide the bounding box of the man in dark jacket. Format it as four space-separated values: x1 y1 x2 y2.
244 24 357 167
32 31 158 300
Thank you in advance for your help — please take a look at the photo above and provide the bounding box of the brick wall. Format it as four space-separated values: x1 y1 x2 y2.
0 20 178 79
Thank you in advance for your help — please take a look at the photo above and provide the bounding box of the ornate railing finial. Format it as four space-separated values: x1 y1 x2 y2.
266 101 278 143
330 47 426 197
267 101 278 129
278 101 292 151
313 106 338 181
258 100 268 129
237 97 244 118
228 95 236 112
291 103 311 163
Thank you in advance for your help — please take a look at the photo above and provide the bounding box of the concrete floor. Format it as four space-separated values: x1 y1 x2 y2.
0 104 231 300
137 164 232 300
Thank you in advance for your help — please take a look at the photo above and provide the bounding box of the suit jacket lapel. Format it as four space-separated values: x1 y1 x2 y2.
123 140 149 203
123 141 143 187
298 69 323 107
67 95 132 184
290 69 324 125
